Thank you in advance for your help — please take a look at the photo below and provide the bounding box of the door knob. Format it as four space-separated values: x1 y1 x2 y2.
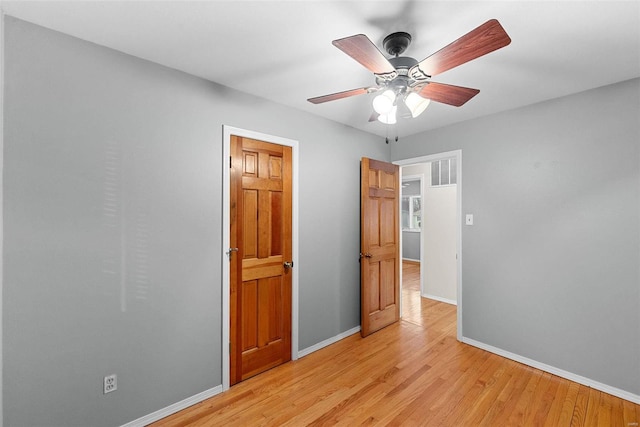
227 247 239 260
283 261 294 269
359 253 373 259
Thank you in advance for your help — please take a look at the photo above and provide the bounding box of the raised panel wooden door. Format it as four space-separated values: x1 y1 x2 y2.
230 135 292 385
361 158 400 337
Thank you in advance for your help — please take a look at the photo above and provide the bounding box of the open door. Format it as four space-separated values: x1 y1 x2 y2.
360 157 400 337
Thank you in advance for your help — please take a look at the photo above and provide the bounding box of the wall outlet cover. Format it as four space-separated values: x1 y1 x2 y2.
104 374 117 394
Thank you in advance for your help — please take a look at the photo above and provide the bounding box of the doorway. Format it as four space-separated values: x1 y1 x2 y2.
396 150 462 340
222 126 300 391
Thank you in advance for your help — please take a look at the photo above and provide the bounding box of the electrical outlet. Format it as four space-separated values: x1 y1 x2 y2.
103 374 117 394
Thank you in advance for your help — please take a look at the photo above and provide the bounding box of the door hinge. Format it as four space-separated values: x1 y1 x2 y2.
229 342 231 354
229 156 232 168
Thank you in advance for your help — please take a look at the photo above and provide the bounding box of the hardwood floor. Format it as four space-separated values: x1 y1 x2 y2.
152 261 640 426
401 260 423 327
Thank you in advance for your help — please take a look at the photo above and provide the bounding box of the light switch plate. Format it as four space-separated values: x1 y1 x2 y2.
465 214 474 226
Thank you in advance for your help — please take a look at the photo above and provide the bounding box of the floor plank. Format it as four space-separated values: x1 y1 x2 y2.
151 261 640 426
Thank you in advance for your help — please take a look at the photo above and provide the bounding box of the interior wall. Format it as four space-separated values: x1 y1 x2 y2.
423 164 457 303
2 17 388 427
401 231 420 261
0 11 4 427
391 78 640 397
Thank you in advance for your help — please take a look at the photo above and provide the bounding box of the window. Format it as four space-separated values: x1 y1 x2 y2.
431 158 457 186
402 195 421 231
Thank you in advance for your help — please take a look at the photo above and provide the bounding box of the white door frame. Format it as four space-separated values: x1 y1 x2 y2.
221 126 299 391
394 150 463 341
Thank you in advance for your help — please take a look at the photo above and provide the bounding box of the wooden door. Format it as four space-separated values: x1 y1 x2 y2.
360 157 400 337
230 135 292 385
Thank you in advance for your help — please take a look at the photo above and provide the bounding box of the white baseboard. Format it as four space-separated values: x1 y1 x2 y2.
298 326 361 358
121 385 223 427
402 258 420 263
423 293 457 306
121 327 362 426
462 337 640 405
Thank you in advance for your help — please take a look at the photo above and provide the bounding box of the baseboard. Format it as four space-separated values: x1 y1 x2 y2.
423 293 457 306
462 337 640 405
121 327 362 426
298 326 361 358
402 258 420 263
121 385 223 427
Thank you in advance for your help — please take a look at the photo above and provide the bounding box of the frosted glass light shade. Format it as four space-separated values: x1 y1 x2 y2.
405 92 431 118
372 90 396 115
377 105 397 124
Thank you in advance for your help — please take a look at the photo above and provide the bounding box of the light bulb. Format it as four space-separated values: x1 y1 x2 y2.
404 92 431 118
372 90 396 115
377 105 397 124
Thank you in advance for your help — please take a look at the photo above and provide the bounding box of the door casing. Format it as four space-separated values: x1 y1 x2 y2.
222 126 299 391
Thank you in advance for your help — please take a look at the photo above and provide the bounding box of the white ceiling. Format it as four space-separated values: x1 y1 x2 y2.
2 0 639 138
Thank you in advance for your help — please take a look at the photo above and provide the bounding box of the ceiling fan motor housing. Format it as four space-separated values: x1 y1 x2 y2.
376 56 424 90
389 56 419 74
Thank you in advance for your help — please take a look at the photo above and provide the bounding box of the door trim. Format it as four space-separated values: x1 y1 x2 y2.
394 150 462 341
222 126 299 391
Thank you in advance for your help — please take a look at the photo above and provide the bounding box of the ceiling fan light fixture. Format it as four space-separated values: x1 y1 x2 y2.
377 105 397 124
404 92 431 118
372 90 396 115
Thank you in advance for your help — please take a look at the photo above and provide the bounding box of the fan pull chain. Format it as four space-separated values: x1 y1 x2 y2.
383 123 400 144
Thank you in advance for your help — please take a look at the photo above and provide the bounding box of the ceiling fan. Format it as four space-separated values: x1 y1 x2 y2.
308 19 511 124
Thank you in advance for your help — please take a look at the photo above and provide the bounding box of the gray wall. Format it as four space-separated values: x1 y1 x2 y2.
2 17 389 427
391 78 640 396
401 231 420 261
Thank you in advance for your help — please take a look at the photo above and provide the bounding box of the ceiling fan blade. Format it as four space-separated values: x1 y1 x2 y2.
332 34 397 77
411 19 511 78
307 87 372 104
418 82 480 107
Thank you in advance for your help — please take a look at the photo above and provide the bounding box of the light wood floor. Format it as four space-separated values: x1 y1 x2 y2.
152 261 640 426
